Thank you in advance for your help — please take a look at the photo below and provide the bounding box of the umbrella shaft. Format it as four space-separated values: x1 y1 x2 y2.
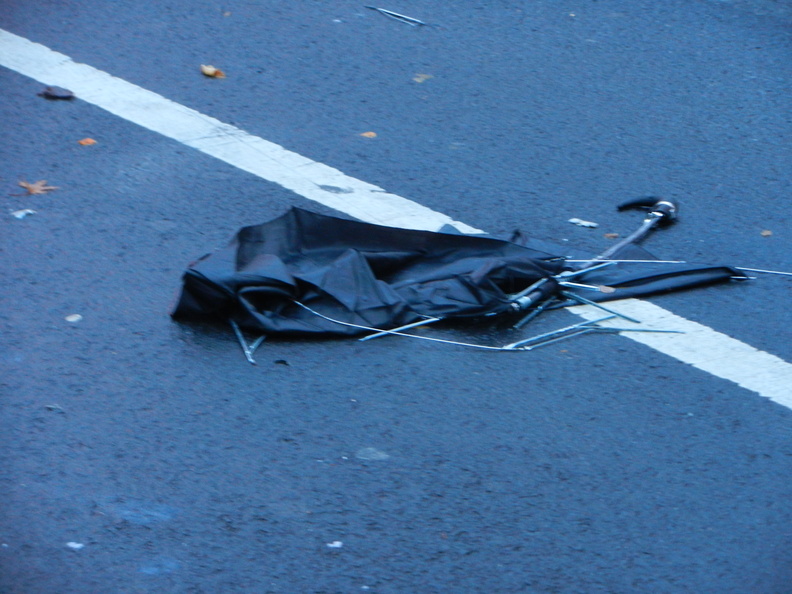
598 216 658 260
577 215 659 270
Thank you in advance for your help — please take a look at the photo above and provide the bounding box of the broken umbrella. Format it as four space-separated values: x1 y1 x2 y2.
171 200 747 360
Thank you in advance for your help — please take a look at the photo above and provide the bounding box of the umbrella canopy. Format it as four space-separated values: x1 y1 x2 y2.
171 207 742 336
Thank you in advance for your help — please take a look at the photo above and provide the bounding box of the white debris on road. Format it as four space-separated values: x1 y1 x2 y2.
11 209 36 219
355 447 390 461
568 218 599 228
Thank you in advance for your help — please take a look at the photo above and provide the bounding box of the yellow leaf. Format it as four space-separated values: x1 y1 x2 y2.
78 138 97 146
200 64 226 78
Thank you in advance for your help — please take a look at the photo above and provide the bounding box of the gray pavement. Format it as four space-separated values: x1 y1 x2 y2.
2 1 792 592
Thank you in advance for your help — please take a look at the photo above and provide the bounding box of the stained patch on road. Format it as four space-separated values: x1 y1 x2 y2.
98 498 179 525
138 556 180 575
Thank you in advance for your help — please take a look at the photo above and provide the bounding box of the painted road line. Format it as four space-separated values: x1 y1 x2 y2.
2 29 791 406
571 302 792 409
0 29 479 234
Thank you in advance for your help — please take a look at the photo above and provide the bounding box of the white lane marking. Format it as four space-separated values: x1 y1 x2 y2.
572 302 792 408
2 29 790 406
0 29 479 234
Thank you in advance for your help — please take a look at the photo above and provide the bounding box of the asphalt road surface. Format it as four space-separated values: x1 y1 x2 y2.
2 1 792 592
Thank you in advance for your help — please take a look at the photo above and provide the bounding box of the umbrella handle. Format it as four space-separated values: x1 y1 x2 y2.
576 197 680 269
617 196 679 227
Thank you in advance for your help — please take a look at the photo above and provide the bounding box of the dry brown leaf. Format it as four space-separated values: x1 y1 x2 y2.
760 229 773 237
78 138 97 146
200 64 226 78
360 131 377 138
19 180 58 194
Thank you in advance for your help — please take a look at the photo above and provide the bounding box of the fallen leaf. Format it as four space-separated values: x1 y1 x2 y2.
200 64 226 78
604 232 619 239
19 180 58 194
413 73 433 83
78 138 97 146
360 131 377 138
38 86 74 100
760 230 773 237
11 209 36 219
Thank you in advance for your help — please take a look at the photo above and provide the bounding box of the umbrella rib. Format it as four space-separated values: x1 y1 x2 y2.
229 319 266 364
293 301 506 351
359 317 442 341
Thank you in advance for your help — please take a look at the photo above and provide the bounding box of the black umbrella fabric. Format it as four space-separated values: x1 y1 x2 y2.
171 207 743 337
172 208 564 336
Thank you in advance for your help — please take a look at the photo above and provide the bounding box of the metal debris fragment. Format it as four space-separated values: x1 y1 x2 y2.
230 319 265 364
365 6 428 26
